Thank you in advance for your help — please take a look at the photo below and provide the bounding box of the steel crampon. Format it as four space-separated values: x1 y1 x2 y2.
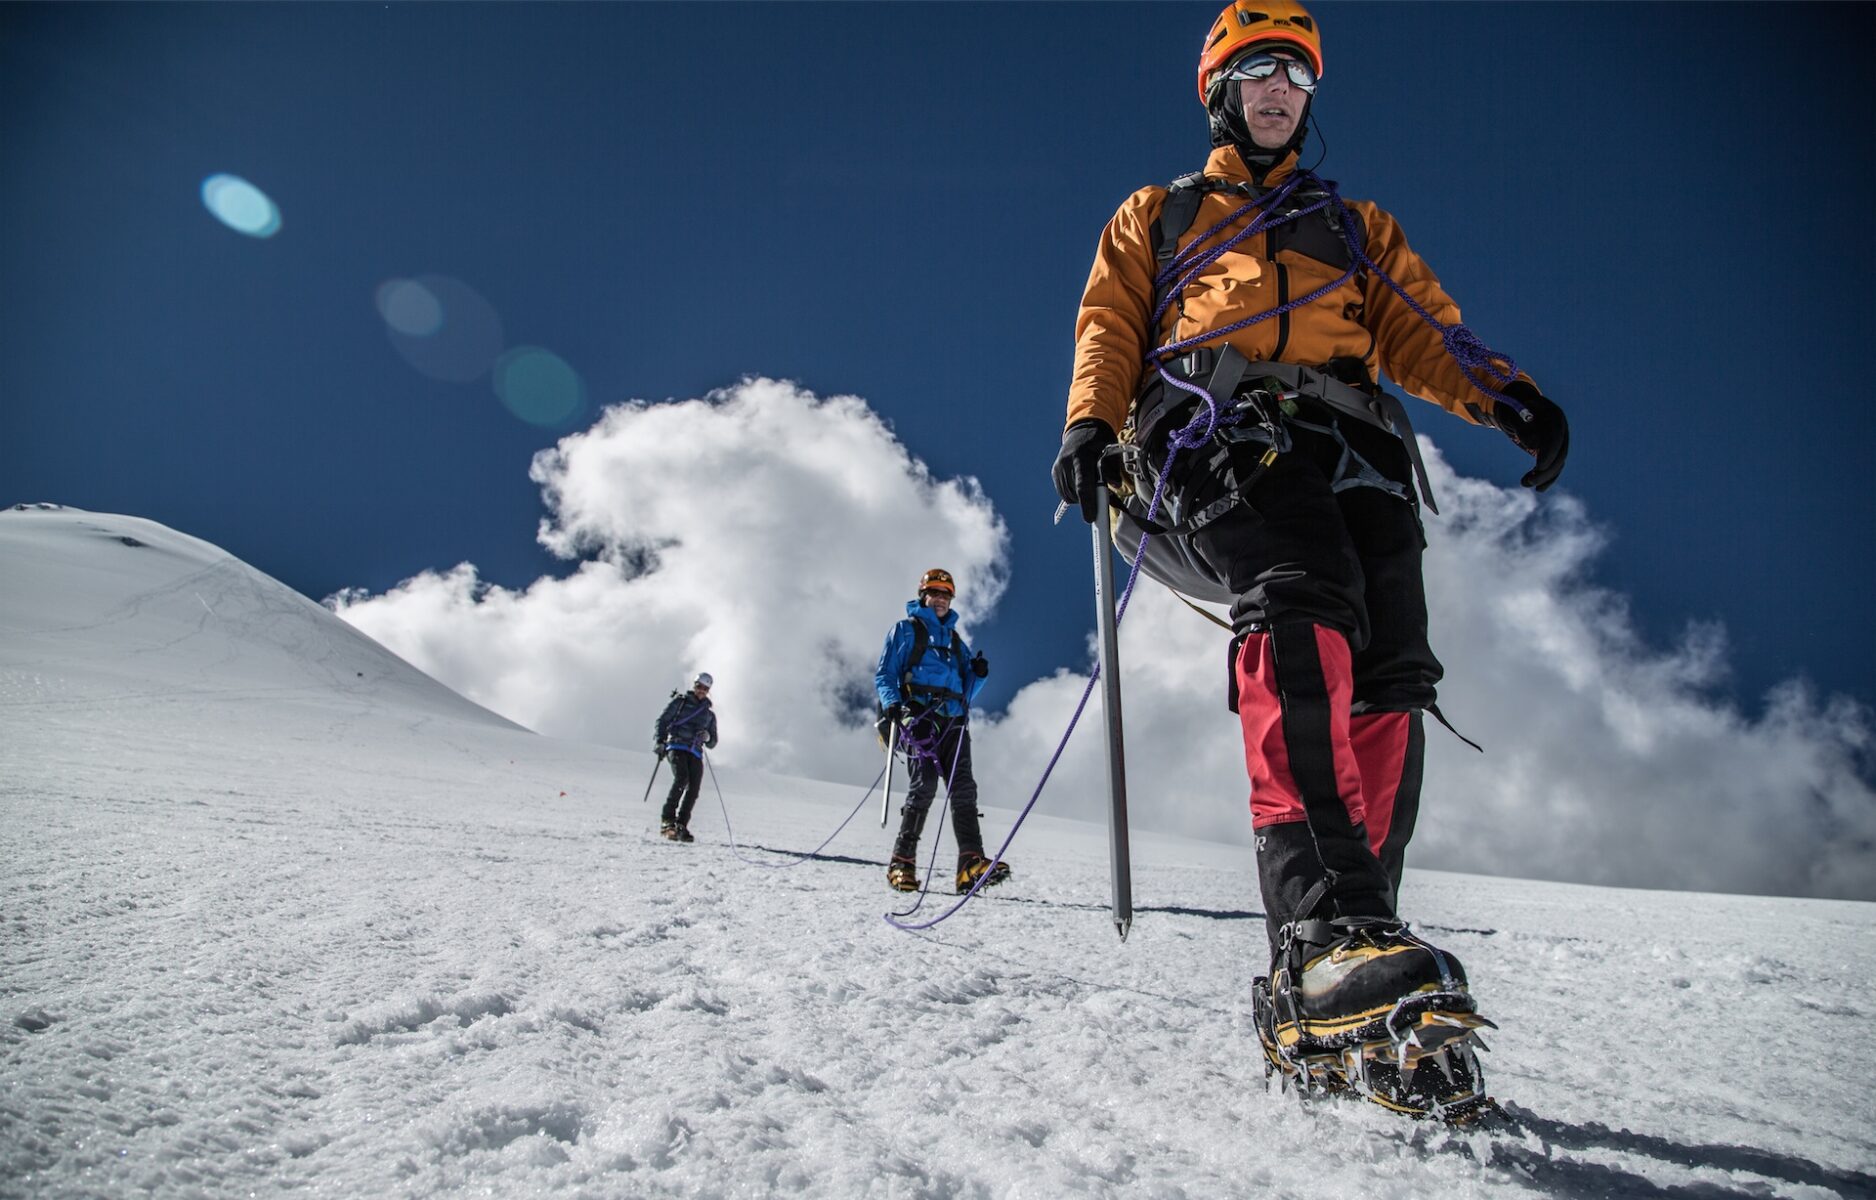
1258 983 1503 1125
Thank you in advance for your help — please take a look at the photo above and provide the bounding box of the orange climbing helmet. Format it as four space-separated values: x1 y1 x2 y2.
1197 0 1325 104
918 568 956 597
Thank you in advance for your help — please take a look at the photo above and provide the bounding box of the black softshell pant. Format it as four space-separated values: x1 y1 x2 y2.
892 718 988 862
660 753 703 827
1178 410 1441 957
1189 416 1442 708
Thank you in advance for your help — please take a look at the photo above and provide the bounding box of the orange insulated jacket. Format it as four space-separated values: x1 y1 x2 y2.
1066 145 1531 435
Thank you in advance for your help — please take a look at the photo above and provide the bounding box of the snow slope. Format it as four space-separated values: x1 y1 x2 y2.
3 504 1873 1199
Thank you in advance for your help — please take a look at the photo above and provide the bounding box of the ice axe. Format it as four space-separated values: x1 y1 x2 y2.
640 752 664 804
879 719 899 828
1090 482 1133 941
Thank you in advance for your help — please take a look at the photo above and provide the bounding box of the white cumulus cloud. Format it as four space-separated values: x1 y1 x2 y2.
974 443 1876 901
331 383 1874 900
331 377 1007 782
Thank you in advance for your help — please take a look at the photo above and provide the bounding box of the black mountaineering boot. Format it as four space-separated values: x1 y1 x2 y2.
949 804 1011 893
1264 917 1496 1121
888 804 928 892
955 853 1011 893
887 857 919 892
1268 916 1473 1052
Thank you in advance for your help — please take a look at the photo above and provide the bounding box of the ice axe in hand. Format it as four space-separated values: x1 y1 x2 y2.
641 749 665 803
878 709 901 827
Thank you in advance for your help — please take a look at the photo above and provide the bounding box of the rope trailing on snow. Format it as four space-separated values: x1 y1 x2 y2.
704 750 884 869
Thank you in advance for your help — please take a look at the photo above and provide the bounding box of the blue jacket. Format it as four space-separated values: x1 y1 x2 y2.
875 601 983 720
655 691 718 757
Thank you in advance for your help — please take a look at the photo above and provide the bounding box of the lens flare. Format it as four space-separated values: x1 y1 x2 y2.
374 279 443 337
375 275 504 383
200 174 281 238
493 346 586 427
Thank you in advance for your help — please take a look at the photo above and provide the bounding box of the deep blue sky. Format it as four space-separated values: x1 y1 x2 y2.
4 2 1871 719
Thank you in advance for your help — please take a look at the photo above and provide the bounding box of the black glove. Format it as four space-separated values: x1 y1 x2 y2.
1495 381 1568 492
883 702 908 725
1051 418 1118 523
971 652 989 679
655 747 667 761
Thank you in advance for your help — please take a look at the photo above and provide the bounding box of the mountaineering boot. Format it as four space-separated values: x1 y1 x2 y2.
955 853 1011 894
887 856 920 892
676 825 695 844
887 803 930 892
1269 916 1473 1051
1263 918 1496 1121
1251 976 1298 1083
659 821 681 841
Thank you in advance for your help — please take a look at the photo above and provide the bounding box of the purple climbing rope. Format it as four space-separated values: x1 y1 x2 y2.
706 750 884 869
1150 169 1526 418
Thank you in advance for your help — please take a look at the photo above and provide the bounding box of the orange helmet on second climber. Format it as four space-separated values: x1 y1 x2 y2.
918 568 956 597
1197 0 1324 104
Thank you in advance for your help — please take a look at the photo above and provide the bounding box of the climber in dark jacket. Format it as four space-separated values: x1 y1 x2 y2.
654 672 717 842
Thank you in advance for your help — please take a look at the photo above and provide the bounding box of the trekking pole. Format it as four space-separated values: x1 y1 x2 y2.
879 721 898 828
641 754 662 804
1091 483 1133 941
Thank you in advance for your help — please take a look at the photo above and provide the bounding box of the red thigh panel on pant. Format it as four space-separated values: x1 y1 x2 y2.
1236 625 1365 830
1349 710 1411 855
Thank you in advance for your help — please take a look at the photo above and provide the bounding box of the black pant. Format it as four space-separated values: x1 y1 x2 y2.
1190 415 1442 711
1178 412 1440 955
905 719 977 810
895 718 987 860
660 753 703 826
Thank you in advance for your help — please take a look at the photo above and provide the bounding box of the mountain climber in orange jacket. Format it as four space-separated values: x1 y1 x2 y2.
1052 0 1567 1120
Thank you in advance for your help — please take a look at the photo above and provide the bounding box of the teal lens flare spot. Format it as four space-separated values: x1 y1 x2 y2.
376 275 503 382
375 279 444 337
493 347 586 427
200 174 281 238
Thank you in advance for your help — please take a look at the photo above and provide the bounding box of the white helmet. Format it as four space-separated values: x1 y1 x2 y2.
693 672 714 689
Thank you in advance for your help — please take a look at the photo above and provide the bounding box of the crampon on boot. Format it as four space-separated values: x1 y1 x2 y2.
887 856 920 893
954 853 1011 894
1256 919 1500 1124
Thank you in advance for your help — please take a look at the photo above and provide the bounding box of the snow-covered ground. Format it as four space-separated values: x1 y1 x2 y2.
4 503 1874 1199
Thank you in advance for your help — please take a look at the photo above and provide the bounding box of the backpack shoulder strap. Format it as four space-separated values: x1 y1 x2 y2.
1151 171 1212 268
905 618 931 673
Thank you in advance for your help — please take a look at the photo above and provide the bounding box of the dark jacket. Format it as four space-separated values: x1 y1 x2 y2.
655 691 718 757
